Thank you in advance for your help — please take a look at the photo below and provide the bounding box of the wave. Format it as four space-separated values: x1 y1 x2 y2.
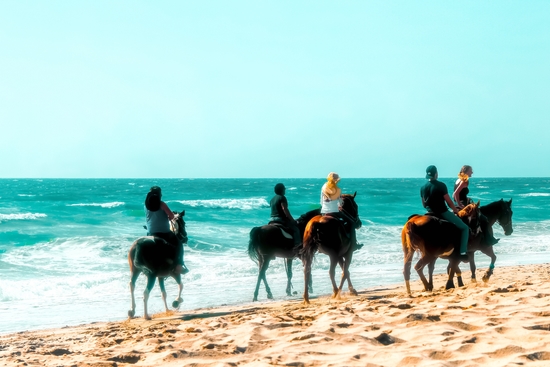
17 194 36 197
175 198 269 210
68 202 125 208
0 213 47 222
519 193 550 197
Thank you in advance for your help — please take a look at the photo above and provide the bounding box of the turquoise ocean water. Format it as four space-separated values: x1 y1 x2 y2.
1 178 549 334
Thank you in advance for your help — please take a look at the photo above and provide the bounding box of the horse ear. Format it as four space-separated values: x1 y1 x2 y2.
509 198 512 205
476 200 480 207
353 191 357 198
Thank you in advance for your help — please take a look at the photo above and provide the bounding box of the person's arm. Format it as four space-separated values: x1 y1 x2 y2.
452 181 467 208
444 194 459 214
160 202 175 220
281 201 295 222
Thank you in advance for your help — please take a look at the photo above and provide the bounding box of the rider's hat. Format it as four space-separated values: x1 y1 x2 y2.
425 165 438 179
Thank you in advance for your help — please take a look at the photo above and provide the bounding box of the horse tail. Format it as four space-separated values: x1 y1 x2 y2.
402 219 420 265
248 227 262 264
301 216 322 262
128 240 138 274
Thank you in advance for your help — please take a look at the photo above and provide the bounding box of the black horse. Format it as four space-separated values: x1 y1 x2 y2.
460 199 513 283
301 193 362 304
248 208 320 301
128 211 188 320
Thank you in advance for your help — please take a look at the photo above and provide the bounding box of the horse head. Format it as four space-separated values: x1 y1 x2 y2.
497 199 514 235
458 200 481 235
341 192 362 229
170 211 188 244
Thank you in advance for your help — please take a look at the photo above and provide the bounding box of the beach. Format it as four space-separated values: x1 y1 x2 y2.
2 263 549 367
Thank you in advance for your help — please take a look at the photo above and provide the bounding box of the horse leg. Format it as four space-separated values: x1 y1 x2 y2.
339 253 357 296
253 256 264 302
404 252 414 296
469 252 477 282
329 256 340 298
481 246 497 283
414 256 432 292
427 260 435 291
285 258 294 296
128 269 141 319
158 277 169 312
143 275 157 320
303 256 312 304
261 258 273 299
445 260 458 290
171 274 183 308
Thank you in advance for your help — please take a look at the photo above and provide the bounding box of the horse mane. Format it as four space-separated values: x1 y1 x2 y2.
458 202 479 219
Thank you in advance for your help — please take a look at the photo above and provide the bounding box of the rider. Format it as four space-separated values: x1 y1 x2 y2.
420 165 469 262
453 165 499 245
269 183 301 248
320 172 358 248
145 186 188 275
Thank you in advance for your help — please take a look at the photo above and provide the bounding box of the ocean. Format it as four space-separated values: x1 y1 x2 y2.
1 178 549 334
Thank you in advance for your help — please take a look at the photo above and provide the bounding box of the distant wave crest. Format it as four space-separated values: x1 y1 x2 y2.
68 202 125 208
0 213 47 222
519 193 550 197
176 198 269 210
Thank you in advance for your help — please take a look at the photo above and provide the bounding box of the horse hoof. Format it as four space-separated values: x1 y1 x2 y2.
267 293 274 300
144 315 151 321
128 310 135 318
482 276 490 283
172 299 182 308
293 291 298 295
349 288 358 296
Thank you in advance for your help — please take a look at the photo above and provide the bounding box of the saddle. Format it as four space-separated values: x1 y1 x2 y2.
323 213 353 238
268 220 294 239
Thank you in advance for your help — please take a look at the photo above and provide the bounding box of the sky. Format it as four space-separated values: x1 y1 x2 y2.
1 1 549 178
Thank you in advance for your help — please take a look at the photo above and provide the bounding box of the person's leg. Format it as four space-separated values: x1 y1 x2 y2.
289 221 301 247
441 211 469 255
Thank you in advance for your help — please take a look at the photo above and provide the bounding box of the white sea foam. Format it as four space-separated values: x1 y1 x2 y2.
519 193 550 197
0 213 47 222
67 202 125 208
175 198 269 210
17 194 36 197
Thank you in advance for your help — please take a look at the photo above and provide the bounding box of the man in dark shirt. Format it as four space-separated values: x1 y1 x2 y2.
420 165 469 261
270 183 301 247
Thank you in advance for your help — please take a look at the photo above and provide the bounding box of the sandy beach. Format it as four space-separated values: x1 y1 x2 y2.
1 263 549 367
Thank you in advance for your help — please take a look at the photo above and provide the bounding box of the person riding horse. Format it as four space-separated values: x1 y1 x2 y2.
269 183 301 248
321 172 359 248
144 186 189 275
420 165 469 262
453 165 499 245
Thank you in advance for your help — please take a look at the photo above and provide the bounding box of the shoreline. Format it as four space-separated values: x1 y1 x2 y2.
2 263 550 366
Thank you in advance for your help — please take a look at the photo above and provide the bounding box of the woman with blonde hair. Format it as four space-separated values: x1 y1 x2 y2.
320 172 359 247
452 165 499 245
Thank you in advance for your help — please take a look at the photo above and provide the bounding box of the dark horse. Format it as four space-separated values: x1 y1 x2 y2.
459 199 513 283
301 193 362 304
128 211 188 320
401 202 481 296
248 208 320 301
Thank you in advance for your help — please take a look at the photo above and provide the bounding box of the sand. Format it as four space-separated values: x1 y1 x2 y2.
1 263 550 367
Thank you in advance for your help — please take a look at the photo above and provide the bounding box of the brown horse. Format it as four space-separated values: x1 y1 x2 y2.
301 193 362 304
247 209 320 301
128 211 188 320
402 202 481 296
459 199 514 282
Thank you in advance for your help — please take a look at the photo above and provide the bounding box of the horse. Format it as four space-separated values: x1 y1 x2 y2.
401 202 481 296
247 208 320 301
459 199 513 283
301 193 362 304
128 211 188 320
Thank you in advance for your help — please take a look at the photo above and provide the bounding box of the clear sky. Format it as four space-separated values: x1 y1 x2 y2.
1 1 549 178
